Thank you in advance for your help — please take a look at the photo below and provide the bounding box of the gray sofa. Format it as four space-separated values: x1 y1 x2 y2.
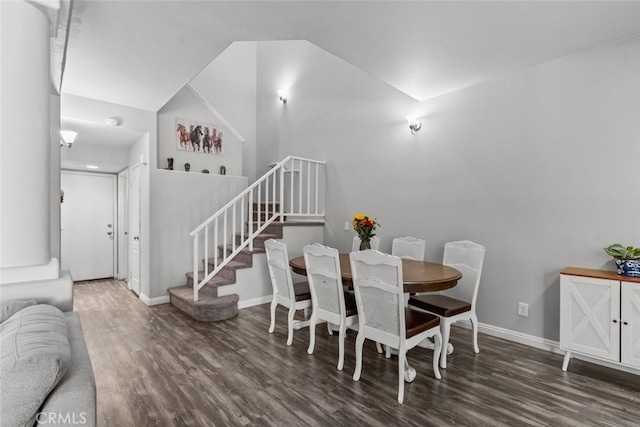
0 275 96 427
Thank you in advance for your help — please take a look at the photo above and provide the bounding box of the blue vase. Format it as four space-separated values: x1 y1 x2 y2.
615 259 640 277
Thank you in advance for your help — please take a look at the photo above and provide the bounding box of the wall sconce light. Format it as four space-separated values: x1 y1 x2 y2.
406 114 422 135
60 130 77 148
278 89 288 104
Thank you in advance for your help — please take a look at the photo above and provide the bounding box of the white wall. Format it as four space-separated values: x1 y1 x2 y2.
189 41 257 183
149 170 247 299
157 86 243 176
255 37 640 341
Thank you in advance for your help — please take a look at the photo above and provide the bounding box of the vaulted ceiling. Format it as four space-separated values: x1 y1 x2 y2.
56 1 640 147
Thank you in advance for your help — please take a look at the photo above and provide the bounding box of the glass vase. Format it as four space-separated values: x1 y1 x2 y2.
359 238 371 251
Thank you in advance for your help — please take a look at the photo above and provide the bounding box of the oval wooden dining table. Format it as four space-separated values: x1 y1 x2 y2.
289 253 462 293
289 253 462 382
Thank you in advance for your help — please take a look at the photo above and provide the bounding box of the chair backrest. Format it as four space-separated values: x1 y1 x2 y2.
350 250 405 345
441 240 485 308
391 236 426 261
352 235 380 252
303 243 345 318
265 239 294 302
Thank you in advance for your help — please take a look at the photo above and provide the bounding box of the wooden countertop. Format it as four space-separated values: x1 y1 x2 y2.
560 267 640 283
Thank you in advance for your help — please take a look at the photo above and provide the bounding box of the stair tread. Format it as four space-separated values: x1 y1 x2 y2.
185 272 232 285
169 286 238 305
205 259 251 269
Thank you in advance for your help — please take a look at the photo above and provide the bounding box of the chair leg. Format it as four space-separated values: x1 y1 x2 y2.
376 342 383 354
337 321 347 371
303 307 309 320
286 306 296 346
432 332 442 380
385 345 392 359
440 320 451 369
268 299 277 334
397 349 406 404
353 333 365 381
327 322 334 336
470 313 480 353
307 314 317 355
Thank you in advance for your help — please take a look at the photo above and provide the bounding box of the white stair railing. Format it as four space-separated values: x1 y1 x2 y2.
189 156 326 301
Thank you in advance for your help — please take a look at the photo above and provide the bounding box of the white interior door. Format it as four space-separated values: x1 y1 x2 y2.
61 171 116 281
130 165 141 295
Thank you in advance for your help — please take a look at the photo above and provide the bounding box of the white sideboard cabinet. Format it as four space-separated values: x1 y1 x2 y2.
560 267 640 371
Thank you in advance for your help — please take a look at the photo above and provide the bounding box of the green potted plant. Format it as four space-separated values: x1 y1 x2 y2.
604 244 640 277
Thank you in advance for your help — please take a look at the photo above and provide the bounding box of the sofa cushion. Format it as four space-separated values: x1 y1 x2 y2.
0 304 71 427
0 299 37 323
38 312 97 426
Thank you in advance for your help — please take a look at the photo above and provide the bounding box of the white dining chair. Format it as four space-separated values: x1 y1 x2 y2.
265 239 312 346
350 250 442 404
391 236 426 261
304 243 359 370
408 240 485 369
351 235 380 252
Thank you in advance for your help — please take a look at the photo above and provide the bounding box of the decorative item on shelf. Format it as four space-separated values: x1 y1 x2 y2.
220 165 226 175
604 243 640 277
352 214 380 250
202 169 209 174
166 158 174 170
184 162 191 172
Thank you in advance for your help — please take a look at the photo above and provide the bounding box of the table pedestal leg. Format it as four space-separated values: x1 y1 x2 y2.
293 320 310 329
386 338 453 382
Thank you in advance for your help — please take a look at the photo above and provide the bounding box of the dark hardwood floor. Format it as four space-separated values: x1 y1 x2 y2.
73 279 640 426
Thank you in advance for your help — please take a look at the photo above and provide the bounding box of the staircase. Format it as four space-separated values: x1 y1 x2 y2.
168 156 326 322
168 218 284 322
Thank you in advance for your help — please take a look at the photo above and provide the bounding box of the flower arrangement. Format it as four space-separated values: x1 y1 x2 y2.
353 214 379 250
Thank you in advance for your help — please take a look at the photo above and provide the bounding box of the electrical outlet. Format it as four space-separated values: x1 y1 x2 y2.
344 221 350 231
518 302 529 317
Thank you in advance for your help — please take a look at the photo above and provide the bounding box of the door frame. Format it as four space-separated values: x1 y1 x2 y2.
129 164 141 295
61 170 118 279
117 168 129 281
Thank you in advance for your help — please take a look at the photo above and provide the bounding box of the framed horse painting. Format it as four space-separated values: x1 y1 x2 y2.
176 117 224 155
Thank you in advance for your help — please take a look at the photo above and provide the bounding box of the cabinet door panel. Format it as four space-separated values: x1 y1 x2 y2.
621 281 640 368
560 275 620 361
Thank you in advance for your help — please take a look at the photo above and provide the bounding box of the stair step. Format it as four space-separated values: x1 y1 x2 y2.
235 233 280 249
246 221 284 236
168 286 238 322
185 271 234 288
217 247 255 265
205 259 250 270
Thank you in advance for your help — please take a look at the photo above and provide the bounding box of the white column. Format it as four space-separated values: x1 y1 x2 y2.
0 0 58 283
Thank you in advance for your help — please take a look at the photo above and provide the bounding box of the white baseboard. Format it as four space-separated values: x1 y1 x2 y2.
471 321 562 354
456 320 640 375
140 293 170 306
238 295 272 309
